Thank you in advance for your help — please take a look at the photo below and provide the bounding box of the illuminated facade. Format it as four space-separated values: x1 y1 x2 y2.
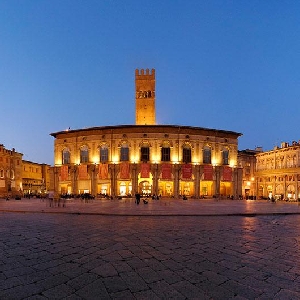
50 69 243 198
0 144 23 197
238 149 260 199
22 160 51 196
135 69 156 125
255 142 300 200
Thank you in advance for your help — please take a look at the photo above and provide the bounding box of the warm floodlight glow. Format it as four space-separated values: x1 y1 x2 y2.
92 156 99 164
112 156 119 164
229 160 236 168
212 159 217 166
130 155 139 163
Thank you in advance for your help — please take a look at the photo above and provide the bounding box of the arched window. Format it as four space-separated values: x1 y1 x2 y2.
62 148 71 165
120 144 129 161
100 145 109 163
0 169 4 178
182 145 191 163
222 149 229 165
203 146 211 164
80 146 89 163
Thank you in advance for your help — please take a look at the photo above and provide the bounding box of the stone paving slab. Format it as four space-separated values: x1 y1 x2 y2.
1 197 300 216
1 199 300 299
0 213 300 299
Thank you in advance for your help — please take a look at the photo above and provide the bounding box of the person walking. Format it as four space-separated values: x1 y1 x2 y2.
135 192 141 205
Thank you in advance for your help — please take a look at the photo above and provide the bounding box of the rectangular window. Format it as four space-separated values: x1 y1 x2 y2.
100 148 109 163
161 147 170 162
183 148 191 163
203 148 211 164
80 150 89 163
120 147 129 161
141 147 150 162
62 151 70 164
222 150 229 165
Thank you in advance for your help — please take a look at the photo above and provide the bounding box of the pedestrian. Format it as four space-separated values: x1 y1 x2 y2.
135 192 140 205
48 191 54 207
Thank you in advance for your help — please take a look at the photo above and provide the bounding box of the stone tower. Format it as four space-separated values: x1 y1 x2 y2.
135 68 156 125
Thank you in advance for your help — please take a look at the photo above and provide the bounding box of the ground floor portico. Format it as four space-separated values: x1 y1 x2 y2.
51 163 242 199
255 170 300 201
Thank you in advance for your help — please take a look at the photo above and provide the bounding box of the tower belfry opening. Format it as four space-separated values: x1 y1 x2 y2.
135 68 156 125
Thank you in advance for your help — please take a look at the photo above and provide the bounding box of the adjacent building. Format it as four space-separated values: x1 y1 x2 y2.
238 148 261 199
22 160 51 196
50 69 243 198
255 141 300 200
0 144 51 198
0 144 23 198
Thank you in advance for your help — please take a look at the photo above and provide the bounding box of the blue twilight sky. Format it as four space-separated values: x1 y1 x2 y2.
1 1 300 165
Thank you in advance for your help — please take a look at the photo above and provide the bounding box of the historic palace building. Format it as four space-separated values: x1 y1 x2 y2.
22 160 51 196
0 144 23 198
255 141 300 201
238 148 261 199
50 69 243 198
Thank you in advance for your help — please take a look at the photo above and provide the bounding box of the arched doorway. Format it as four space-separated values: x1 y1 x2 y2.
287 184 295 200
139 181 151 196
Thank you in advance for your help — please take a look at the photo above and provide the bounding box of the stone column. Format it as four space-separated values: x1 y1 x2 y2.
236 168 243 199
71 165 77 195
272 176 276 199
194 165 200 198
152 163 159 196
254 177 258 199
131 163 138 194
89 164 97 197
174 164 180 198
214 166 221 198
109 164 117 198
295 173 299 200
232 168 243 199
53 167 59 198
284 175 287 199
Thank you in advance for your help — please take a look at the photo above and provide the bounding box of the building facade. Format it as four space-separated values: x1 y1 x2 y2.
50 125 242 198
255 142 300 200
22 160 51 197
238 149 261 199
0 144 23 198
50 69 243 199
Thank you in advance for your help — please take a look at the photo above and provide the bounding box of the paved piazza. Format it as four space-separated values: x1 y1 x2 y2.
1 199 300 299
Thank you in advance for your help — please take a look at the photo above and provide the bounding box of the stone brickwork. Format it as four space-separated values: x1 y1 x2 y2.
0 144 22 198
135 68 156 125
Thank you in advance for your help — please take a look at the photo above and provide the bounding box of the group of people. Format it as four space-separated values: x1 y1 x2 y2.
135 193 160 204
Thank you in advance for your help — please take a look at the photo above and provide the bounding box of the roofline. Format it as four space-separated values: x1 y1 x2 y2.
50 124 242 138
